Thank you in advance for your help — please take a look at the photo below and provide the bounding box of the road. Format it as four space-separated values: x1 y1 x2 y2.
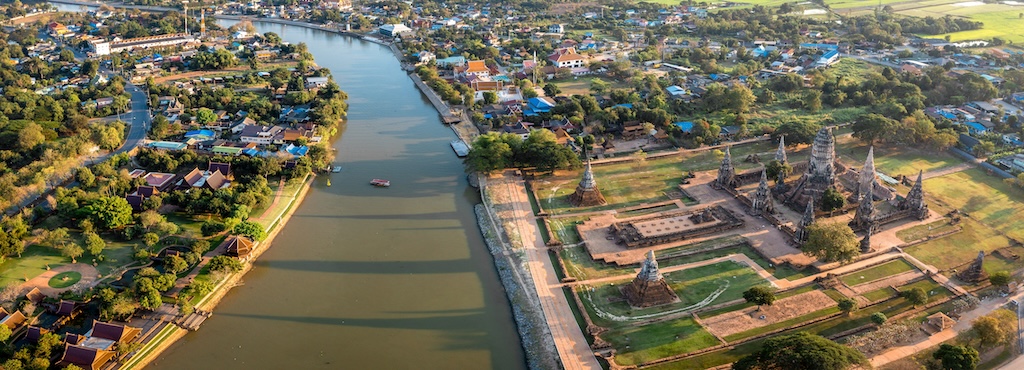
115 82 151 155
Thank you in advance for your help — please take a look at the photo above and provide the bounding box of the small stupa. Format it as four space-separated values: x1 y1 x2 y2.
958 251 988 283
623 251 678 308
569 160 606 207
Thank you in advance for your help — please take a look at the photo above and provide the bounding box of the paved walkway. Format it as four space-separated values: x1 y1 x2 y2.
501 176 603 370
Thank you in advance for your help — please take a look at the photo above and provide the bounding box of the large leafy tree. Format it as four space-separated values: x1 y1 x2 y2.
733 332 868 370
852 113 897 145
774 119 820 145
233 221 267 241
933 344 979 370
81 197 133 230
743 286 776 311
467 132 515 174
803 222 860 264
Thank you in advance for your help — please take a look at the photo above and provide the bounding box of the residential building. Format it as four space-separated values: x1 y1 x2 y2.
548 47 586 68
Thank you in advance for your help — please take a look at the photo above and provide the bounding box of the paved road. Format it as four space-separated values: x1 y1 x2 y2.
115 83 151 155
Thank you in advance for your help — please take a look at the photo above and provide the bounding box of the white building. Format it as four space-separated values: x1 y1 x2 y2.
90 33 196 56
379 24 413 38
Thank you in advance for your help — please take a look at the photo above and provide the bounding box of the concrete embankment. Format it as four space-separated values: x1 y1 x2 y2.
475 204 560 370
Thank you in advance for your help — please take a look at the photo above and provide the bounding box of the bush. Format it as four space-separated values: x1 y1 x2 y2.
871 312 888 325
201 220 227 236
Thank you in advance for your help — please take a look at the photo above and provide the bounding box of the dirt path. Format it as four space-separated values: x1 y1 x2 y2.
20 263 100 297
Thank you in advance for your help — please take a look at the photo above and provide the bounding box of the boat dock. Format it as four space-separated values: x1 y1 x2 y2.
176 310 212 331
451 140 470 157
409 73 462 124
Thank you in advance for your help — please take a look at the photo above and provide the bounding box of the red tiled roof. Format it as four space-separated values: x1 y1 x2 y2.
221 235 255 259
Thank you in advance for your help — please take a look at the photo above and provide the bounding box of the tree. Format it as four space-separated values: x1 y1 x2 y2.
81 197 133 230
543 83 561 97
195 108 218 125
482 91 498 105
852 113 897 144
61 243 83 263
0 323 11 342
933 344 979 370
871 312 888 325
142 233 159 247
208 255 243 273
775 120 820 145
765 160 792 184
466 132 515 173
901 287 928 307
590 78 610 94
232 221 267 241
76 168 95 188
43 228 70 249
165 255 188 274
803 222 859 264
17 123 45 151
84 232 105 256
971 309 1016 348
989 271 1011 287
821 188 846 212
733 332 868 370
743 286 776 311
838 298 857 315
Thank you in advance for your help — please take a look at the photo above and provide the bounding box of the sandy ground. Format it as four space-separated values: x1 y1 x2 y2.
19 263 100 297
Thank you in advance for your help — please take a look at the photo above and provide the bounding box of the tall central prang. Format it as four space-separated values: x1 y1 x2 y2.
784 127 843 208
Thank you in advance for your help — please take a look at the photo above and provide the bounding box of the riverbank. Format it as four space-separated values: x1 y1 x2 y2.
122 174 315 370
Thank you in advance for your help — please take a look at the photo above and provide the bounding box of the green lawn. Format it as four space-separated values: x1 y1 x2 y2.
909 7 1024 44
840 259 917 287
602 316 721 367
579 261 767 325
48 271 82 288
863 287 896 302
559 245 632 281
0 245 65 287
724 306 842 342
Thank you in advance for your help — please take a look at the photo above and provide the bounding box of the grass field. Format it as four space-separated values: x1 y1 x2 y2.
893 2 1024 44
547 216 590 245
0 245 66 287
896 219 961 243
581 261 767 321
840 259 917 287
863 287 896 302
835 139 964 177
903 168 1024 272
534 141 776 214
602 316 721 366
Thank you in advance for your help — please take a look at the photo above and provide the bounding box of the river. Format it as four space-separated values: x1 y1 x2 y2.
51 4 527 368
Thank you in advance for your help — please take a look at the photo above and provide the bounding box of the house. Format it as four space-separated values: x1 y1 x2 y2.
56 300 77 316
305 76 330 90
622 121 646 140
500 121 532 139
0 307 26 330
209 162 231 177
181 167 230 190
239 125 285 145
321 0 352 10
416 50 435 63
965 121 988 134
548 47 586 69
665 85 687 98
524 97 555 116
379 24 413 38
57 321 141 370
461 60 490 78
142 172 177 191
548 24 564 33
221 235 256 260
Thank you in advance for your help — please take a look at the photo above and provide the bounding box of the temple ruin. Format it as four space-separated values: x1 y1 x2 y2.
622 250 678 308
569 160 607 207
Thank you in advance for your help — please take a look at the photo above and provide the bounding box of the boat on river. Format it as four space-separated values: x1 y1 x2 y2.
370 179 391 187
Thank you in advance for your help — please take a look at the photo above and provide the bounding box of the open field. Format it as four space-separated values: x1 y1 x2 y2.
896 219 961 243
903 168 1024 272
835 139 964 177
702 290 838 340
840 259 917 287
878 0 1024 44
551 75 630 96
547 216 590 245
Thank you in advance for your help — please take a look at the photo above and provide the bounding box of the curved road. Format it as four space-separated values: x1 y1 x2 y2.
115 82 151 155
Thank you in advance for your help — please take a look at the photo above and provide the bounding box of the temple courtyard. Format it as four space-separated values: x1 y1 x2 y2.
501 129 1024 369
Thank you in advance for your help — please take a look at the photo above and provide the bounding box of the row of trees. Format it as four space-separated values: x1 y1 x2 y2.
466 130 581 173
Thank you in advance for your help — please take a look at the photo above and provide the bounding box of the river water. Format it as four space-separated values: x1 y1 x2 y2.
54 5 526 367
